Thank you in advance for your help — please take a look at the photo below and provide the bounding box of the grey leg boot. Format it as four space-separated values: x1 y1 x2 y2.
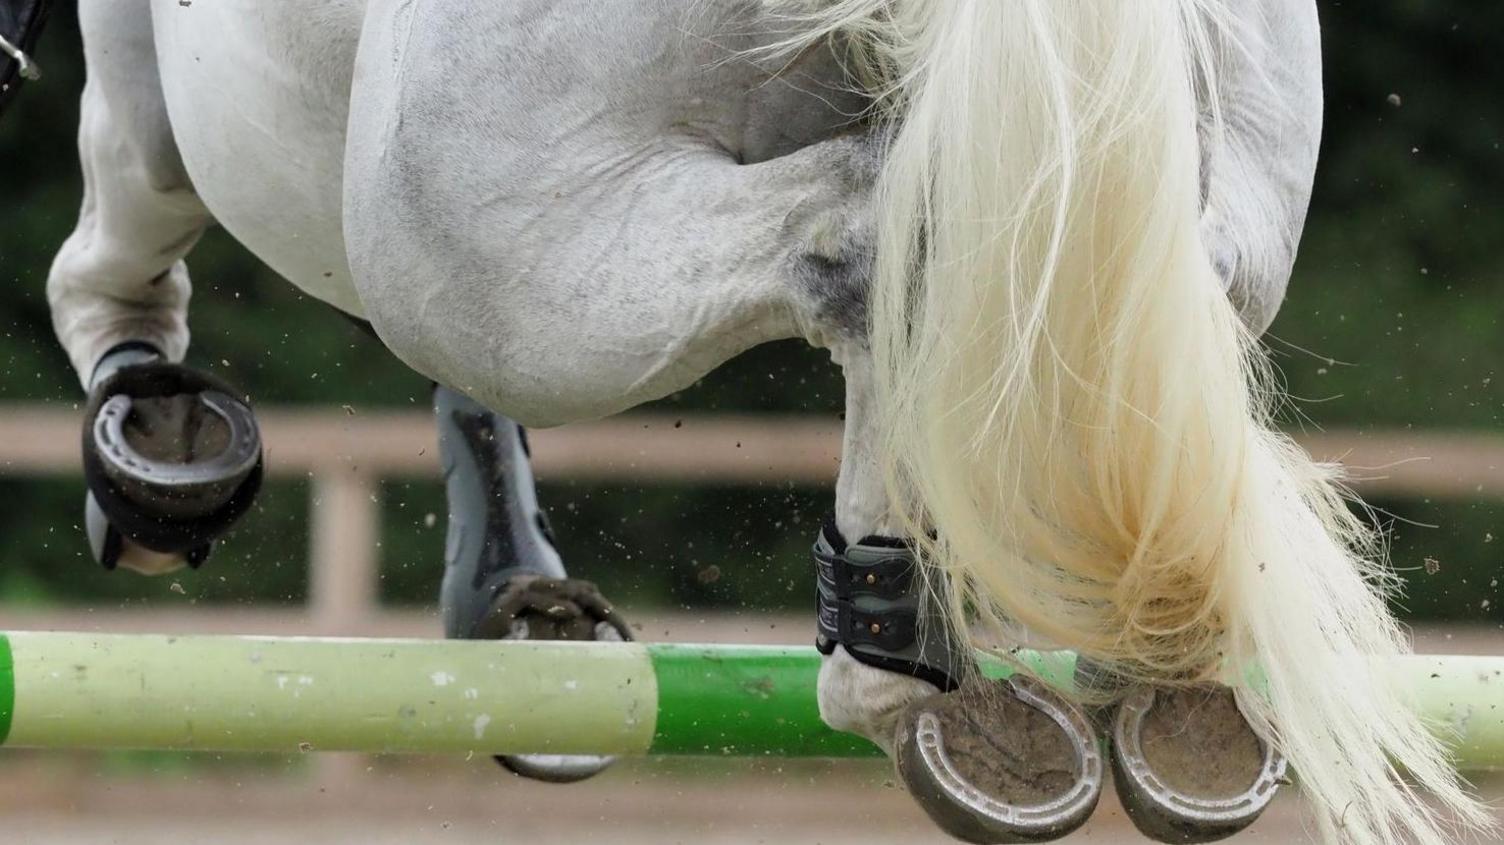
435 385 632 783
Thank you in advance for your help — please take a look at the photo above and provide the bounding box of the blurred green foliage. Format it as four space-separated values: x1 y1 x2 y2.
0 3 1499 621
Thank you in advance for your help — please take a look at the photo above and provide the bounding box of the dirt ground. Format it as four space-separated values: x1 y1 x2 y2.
2 752 1499 844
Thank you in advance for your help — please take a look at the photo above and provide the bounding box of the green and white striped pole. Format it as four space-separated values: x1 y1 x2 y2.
0 632 1500 769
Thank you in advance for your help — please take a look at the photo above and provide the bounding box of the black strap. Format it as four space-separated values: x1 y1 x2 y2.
818 595 919 653
813 543 917 601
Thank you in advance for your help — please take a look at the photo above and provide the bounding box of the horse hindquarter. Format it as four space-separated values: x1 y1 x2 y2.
342 0 876 426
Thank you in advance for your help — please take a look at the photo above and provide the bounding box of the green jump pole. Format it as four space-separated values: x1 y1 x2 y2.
0 632 1500 769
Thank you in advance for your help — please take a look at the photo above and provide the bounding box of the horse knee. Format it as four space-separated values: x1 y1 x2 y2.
49 105 206 381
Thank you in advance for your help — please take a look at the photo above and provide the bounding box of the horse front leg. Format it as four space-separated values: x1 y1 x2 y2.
49 0 263 576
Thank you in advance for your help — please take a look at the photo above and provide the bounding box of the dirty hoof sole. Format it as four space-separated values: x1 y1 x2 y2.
894 677 1103 844
1111 685 1286 843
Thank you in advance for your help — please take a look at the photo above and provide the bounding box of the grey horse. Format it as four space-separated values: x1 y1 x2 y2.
32 1 1366 842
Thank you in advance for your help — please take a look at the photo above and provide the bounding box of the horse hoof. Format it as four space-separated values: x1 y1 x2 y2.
1110 685 1286 843
498 751 615 784
893 676 1103 844
496 619 619 783
82 355 263 573
475 576 633 784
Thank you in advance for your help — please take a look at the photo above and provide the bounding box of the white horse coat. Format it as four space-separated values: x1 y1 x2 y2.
55 0 1318 408
57 2 1470 843
53 0 1322 560
54 0 1312 785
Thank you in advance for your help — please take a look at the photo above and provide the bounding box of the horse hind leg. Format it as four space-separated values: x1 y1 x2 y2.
433 385 631 783
825 359 1263 844
808 345 1104 844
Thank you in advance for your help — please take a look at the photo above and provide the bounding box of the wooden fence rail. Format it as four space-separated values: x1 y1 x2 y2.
3 404 1503 634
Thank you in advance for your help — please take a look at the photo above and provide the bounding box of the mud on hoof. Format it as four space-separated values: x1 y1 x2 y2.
475 575 633 784
1109 685 1286 843
893 676 1103 844
470 574 632 643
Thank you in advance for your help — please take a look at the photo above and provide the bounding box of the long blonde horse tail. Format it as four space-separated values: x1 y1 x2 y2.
766 0 1491 841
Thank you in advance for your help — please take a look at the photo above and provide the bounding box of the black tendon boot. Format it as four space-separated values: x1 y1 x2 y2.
435 385 632 783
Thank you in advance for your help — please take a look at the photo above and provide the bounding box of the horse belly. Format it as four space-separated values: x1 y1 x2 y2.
151 0 366 315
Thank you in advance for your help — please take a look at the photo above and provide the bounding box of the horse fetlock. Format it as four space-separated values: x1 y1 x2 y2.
816 646 938 754
811 521 971 754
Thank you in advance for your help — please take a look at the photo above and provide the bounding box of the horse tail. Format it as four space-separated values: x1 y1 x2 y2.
769 1 1489 841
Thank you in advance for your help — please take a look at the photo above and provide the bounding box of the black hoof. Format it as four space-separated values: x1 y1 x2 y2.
81 354 263 574
894 677 1103 844
1110 685 1286 843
